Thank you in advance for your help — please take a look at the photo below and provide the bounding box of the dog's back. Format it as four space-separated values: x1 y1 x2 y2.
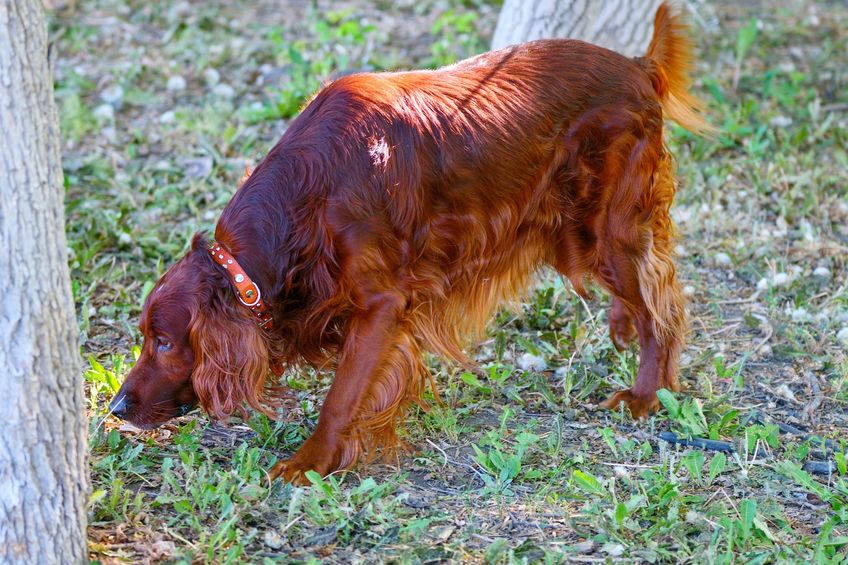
212 3 711 476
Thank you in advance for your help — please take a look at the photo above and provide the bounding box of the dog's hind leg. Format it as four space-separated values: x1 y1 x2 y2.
597 142 686 418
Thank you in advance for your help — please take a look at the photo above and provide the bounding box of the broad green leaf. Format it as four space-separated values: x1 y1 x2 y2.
709 452 727 484
753 516 779 542
657 388 680 418
739 499 756 540
573 469 607 497
88 489 107 506
776 461 829 501
683 451 705 485
615 502 628 526
736 18 759 61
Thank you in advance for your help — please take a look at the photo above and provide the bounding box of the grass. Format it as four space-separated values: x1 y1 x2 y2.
51 0 848 562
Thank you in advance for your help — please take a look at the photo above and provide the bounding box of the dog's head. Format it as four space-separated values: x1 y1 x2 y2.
108 235 272 428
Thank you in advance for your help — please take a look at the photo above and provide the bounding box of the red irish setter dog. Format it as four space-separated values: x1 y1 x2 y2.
110 3 713 483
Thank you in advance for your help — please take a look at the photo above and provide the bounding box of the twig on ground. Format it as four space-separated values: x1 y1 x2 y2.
751 323 774 354
716 291 761 305
426 438 449 468
707 321 741 338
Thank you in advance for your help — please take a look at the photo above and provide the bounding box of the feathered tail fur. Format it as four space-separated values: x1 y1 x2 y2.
643 2 716 137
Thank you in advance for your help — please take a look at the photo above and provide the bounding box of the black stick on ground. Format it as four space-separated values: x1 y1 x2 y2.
803 461 837 476
659 432 736 453
748 411 840 453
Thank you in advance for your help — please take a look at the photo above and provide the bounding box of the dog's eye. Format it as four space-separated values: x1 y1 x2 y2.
156 338 173 353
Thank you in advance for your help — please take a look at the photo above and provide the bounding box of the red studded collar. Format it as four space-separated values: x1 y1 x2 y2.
208 242 273 330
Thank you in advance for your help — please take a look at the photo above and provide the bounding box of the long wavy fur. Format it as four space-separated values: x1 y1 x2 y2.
164 1 711 471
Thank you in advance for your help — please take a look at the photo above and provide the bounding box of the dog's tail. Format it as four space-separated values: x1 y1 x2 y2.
641 2 716 137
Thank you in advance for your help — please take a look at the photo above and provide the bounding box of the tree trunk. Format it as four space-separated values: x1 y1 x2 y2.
0 1 88 563
492 0 662 56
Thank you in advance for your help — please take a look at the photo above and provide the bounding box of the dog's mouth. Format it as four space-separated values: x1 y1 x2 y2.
122 403 196 430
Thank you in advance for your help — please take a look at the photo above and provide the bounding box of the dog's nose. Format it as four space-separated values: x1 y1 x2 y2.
109 394 130 420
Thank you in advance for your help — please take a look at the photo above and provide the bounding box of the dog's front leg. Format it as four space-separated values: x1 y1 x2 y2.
269 291 405 484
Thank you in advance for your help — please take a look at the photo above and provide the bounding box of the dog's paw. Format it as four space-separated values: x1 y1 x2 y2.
268 435 343 485
600 389 659 419
268 458 318 486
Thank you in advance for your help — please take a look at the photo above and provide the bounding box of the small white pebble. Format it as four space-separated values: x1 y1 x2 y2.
517 353 547 372
769 115 793 128
93 103 114 121
203 210 216 221
683 285 696 297
714 252 731 266
813 267 831 279
159 110 176 124
167 75 187 91
757 278 769 291
685 510 703 524
791 308 809 322
758 343 772 356
837 327 848 344
772 272 790 286
603 543 625 557
263 530 284 550
169 1 190 17
775 383 798 402
88 306 97 317
118 233 132 245
799 219 815 242
203 67 221 86
213 83 235 98
100 84 123 105
574 540 595 554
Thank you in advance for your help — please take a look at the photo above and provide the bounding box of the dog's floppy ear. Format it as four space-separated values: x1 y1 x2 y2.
189 295 274 420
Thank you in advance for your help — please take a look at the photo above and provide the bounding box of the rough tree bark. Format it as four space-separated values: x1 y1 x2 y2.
0 1 88 563
492 0 663 55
